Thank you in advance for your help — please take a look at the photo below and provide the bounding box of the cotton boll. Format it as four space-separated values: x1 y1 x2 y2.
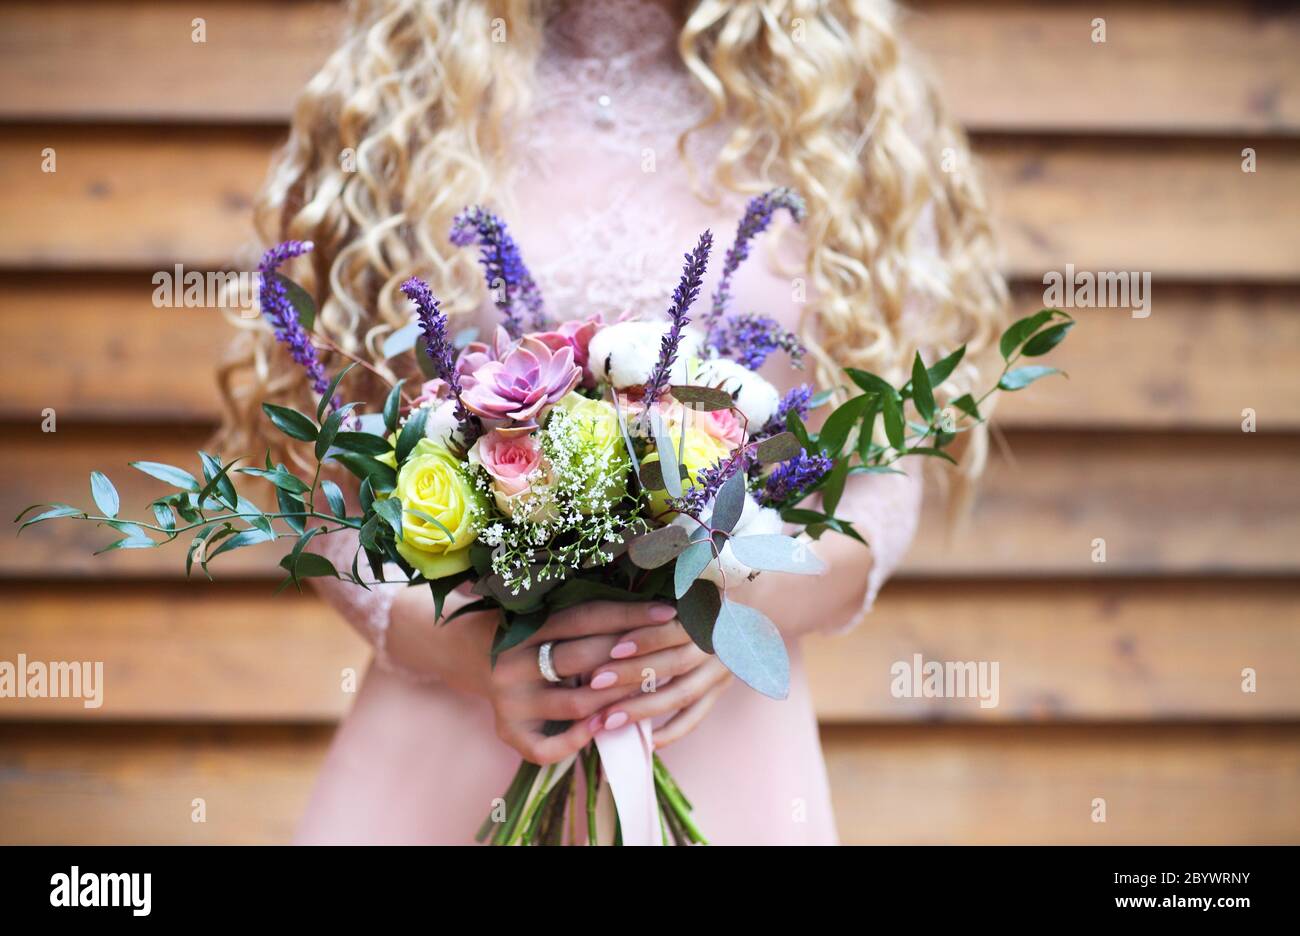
696 357 780 427
588 321 704 389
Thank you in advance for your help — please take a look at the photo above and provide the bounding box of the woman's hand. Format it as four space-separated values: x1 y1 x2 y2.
585 619 734 749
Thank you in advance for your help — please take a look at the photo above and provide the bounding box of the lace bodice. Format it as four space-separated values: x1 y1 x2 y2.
510 0 745 320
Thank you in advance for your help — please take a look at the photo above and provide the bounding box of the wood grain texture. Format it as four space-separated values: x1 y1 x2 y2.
1 722 1295 844
4 427 1296 578
1 580 1294 723
3 126 1297 279
5 274 1297 431
2 1 1296 134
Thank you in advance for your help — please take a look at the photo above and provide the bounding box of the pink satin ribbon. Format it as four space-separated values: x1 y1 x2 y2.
592 719 660 846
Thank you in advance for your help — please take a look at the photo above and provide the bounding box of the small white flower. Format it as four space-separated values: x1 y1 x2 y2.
587 321 704 389
694 357 781 428
423 399 464 447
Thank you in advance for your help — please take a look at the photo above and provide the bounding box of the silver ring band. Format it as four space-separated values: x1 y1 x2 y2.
537 641 562 683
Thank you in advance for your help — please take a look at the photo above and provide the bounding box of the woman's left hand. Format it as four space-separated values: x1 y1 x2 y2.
585 619 734 749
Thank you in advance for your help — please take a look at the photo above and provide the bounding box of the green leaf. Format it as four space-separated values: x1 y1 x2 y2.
89 471 120 518
673 540 715 599
207 527 277 561
317 364 356 421
373 498 404 540
999 366 1062 391
881 393 906 450
713 600 789 700
16 504 84 533
315 402 357 461
546 579 647 612
785 409 812 451
322 480 347 519
710 471 747 534
1021 321 1074 357
491 608 548 661
844 367 901 402
270 273 317 332
330 452 397 492
197 451 240 510
627 524 691 569
333 431 391 456
130 461 199 492
235 465 310 495
910 352 935 423
277 488 307 534
668 384 735 411
261 403 318 442
999 309 1058 360
677 579 720 654
926 345 966 388
821 459 850 516
905 446 958 464
951 393 982 420
817 394 868 457
651 412 682 499
395 407 429 464
281 550 339 580
730 533 827 574
383 379 407 436
152 502 176 531
754 431 801 464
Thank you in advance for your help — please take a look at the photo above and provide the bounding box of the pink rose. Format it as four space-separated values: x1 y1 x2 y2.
468 430 558 519
694 406 746 448
537 314 603 387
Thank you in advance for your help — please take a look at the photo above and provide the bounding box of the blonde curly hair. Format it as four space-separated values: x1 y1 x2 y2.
218 0 1006 495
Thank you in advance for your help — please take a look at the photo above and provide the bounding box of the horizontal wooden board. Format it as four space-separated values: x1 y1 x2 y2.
2 127 1297 279
5 274 1297 431
3 427 1297 578
1 1 1296 135
0 722 1295 843
1 580 1295 722
824 723 1300 844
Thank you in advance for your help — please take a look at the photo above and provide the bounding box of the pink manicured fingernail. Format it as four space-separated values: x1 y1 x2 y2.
590 671 618 690
648 603 676 622
587 714 604 732
610 641 637 659
604 711 629 731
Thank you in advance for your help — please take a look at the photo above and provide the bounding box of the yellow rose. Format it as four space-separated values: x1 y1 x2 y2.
642 425 733 517
389 438 484 580
554 393 629 511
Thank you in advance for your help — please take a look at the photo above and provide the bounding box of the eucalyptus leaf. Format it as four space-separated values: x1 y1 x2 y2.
651 411 682 499
668 384 735 411
677 579 720 654
754 431 801 464
710 471 747 535
673 540 715 599
627 524 691 569
382 320 421 359
713 600 790 700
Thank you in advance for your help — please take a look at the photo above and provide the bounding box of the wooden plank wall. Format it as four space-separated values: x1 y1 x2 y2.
0 0 1297 844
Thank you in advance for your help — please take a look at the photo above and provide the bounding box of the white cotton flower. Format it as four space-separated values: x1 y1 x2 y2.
672 493 788 589
694 357 780 428
587 321 704 389
423 399 464 447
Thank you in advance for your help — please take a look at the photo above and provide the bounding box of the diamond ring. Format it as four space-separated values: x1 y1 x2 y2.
537 641 562 683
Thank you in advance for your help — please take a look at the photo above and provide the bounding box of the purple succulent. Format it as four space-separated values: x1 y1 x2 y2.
459 335 582 435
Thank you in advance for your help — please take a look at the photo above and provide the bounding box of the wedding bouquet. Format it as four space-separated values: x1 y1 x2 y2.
17 189 1071 845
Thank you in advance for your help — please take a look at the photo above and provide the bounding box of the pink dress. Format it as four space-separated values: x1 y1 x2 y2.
295 0 923 845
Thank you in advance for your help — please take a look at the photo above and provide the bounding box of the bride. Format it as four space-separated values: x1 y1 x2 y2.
218 0 1004 844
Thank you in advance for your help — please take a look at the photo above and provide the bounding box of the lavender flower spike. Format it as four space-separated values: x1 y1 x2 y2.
754 383 815 440
644 229 713 408
759 448 833 506
706 187 807 337
258 240 330 396
400 276 478 438
449 206 546 338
